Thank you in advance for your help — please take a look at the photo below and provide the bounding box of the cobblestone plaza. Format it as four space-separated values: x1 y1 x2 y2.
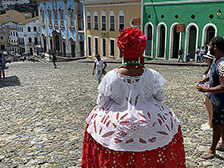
0 61 223 167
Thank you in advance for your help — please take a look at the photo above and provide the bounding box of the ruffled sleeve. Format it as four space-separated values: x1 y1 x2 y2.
149 68 166 101
97 70 114 97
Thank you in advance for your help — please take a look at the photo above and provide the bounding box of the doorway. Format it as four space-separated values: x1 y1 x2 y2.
171 25 180 59
157 24 166 58
145 23 153 57
188 26 197 59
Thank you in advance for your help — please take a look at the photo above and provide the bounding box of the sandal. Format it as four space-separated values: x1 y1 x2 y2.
216 144 224 151
202 152 215 159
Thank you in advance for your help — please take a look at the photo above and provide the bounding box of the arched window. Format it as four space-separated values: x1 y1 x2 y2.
47 8 52 28
34 27 37 32
109 10 115 31
101 10 106 30
93 11 98 30
28 27 31 32
29 37 32 43
118 10 125 31
87 11 91 29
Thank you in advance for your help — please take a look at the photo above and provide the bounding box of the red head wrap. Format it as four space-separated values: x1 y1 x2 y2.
117 27 147 66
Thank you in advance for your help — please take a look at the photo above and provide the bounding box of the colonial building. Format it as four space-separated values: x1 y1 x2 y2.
39 0 84 58
82 0 141 60
142 0 224 60
8 26 19 53
17 16 40 54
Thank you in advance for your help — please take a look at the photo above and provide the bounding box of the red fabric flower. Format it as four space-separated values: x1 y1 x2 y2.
117 27 147 60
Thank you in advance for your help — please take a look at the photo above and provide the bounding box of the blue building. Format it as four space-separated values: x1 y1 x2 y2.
39 0 84 57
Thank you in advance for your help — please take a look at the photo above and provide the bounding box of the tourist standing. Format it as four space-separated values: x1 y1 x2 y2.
200 51 214 131
196 46 201 62
82 27 186 167
200 46 205 62
0 53 6 80
178 47 184 62
92 54 107 84
197 36 224 159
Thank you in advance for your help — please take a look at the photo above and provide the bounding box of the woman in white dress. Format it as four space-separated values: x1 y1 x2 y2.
81 27 186 168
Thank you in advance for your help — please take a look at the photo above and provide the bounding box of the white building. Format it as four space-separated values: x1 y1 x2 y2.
8 26 19 53
17 16 40 54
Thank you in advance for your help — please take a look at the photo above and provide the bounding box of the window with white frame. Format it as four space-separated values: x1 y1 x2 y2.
110 38 115 57
87 11 91 29
109 10 115 31
47 8 53 28
118 10 125 31
68 6 75 29
41 8 45 27
93 11 98 30
94 37 99 56
88 36 92 56
101 11 106 30
102 38 106 57
53 8 58 28
59 7 64 29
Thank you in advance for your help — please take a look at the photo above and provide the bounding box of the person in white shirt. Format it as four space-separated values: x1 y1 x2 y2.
92 54 107 83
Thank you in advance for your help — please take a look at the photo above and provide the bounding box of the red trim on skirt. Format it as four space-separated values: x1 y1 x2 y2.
81 125 186 168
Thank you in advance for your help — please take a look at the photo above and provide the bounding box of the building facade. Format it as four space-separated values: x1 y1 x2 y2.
142 0 224 60
17 17 40 54
82 0 141 60
8 26 19 53
39 0 84 58
0 10 32 25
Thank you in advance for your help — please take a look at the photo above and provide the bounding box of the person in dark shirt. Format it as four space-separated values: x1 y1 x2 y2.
52 53 57 68
197 37 224 159
0 53 6 79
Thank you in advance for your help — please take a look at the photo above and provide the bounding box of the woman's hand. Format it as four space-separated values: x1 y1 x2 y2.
197 84 208 92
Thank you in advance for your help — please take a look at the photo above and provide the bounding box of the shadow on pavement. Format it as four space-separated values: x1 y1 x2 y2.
0 76 21 88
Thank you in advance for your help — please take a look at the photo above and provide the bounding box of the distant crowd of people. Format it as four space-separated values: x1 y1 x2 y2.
178 44 211 63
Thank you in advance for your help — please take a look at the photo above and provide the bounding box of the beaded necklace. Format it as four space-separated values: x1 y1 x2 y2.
118 62 143 69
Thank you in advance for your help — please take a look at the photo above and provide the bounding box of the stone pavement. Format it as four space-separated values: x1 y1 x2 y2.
0 60 223 168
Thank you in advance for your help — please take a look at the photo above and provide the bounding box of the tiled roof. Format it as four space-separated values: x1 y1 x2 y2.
18 16 39 25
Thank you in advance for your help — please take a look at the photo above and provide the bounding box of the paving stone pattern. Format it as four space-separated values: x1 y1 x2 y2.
0 60 223 168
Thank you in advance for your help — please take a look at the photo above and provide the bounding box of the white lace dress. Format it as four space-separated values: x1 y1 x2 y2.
86 68 180 152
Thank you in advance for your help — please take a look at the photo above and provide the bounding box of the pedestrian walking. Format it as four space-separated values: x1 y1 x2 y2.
197 36 224 159
82 27 186 167
52 54 57 69
200 51 214 131
92 54 107 84
0 53 6 80
178 47 184 62
196 46 201 62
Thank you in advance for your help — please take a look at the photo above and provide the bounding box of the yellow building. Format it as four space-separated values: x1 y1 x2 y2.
0 10 32 25
82 0 141 60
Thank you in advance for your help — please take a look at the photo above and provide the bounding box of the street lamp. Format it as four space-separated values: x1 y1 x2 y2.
217 9 222 18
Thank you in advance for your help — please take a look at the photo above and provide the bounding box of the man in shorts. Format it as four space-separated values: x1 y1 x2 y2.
197 36 224 159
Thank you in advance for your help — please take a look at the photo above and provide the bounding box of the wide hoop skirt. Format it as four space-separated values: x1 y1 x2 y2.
81 125 186 168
